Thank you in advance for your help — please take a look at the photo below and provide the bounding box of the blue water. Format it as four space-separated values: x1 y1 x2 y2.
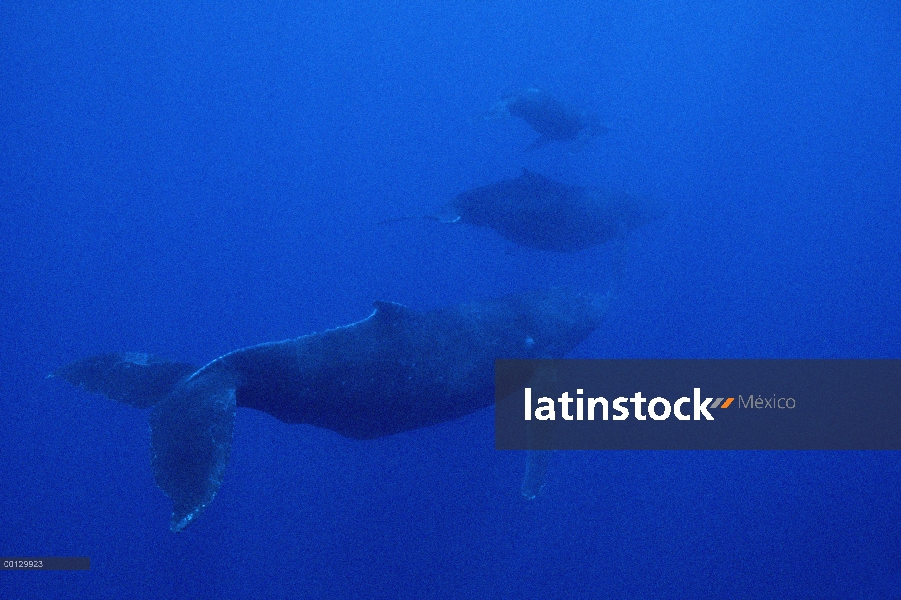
2 0 900 597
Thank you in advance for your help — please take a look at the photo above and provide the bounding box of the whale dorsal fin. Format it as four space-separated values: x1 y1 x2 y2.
372 301 408 323
521 168 547 181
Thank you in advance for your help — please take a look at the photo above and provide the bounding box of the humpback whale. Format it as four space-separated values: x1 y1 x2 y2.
51 287 611 531
484 87 608 150
436 169 663 252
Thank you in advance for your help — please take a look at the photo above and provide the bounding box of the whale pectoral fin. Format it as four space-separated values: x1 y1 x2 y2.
149 366 236 532
426 202 462 225
49 353 197 408
520 364 558 499
522 450 554 500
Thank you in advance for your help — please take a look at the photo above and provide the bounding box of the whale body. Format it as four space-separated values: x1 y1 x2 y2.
440 169 663 252
51 287 611 531
485 87 607 150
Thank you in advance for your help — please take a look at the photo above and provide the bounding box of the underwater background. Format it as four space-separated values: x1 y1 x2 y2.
2 0 900 597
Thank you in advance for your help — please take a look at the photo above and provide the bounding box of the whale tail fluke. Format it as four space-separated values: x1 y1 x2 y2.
150 363 236 532
49 353 197 408
51 353 236 532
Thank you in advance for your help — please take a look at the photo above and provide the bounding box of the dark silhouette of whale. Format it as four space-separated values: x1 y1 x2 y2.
51 287 611 532
434 169 663 252
484 87 607 150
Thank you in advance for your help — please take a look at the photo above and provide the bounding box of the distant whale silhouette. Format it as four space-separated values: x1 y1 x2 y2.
432 169 663 252
484 87 607 150
51 287 611 531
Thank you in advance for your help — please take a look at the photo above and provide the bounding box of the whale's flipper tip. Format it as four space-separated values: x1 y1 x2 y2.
428 202 462 224
522 450 553 500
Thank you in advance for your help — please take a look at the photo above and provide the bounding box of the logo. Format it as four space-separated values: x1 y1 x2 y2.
523 388 742 422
